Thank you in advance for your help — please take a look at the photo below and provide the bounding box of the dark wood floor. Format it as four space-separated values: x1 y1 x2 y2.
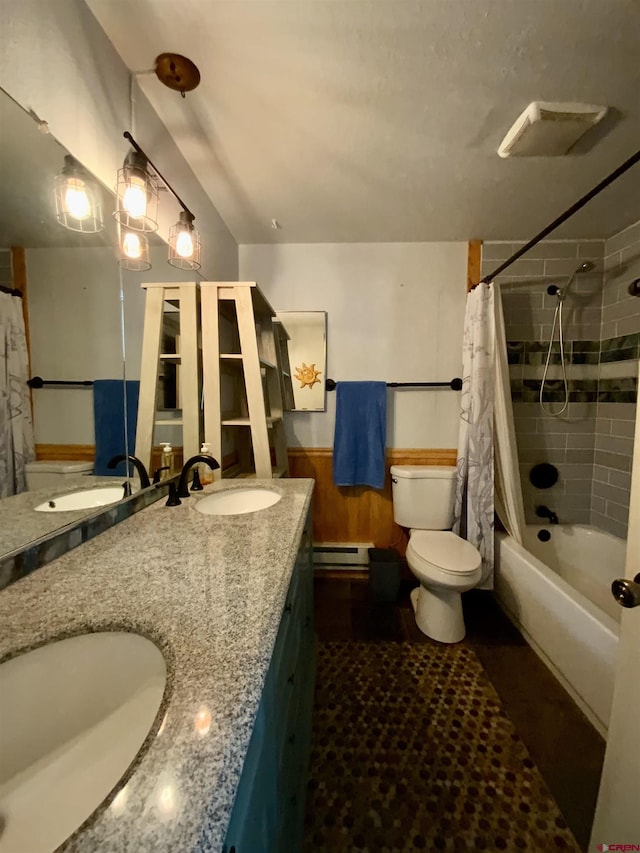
313 573 606 852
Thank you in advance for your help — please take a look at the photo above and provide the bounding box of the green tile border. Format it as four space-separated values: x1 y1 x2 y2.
510 376 637 404
505 334 640 366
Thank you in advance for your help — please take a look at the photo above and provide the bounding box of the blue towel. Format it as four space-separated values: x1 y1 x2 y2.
93 380 140 476
333 381 387 489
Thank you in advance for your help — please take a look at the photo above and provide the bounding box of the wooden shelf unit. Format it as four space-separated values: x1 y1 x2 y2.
200 281 289 479
135 281 200 473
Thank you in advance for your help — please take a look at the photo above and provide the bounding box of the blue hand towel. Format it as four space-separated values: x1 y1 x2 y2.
93 380 140 476
333 381 387 489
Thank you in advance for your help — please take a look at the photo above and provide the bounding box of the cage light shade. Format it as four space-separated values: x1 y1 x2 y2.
168 211 201 270
54 155 104 233
117 225 151 271
114 150 159 232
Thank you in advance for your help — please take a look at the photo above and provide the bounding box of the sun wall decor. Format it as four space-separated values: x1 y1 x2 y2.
294 362 322 390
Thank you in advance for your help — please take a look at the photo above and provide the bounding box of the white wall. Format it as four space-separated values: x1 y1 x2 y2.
27 246 124 444
239 242 467 448
0 0 238 280
27 244 194 445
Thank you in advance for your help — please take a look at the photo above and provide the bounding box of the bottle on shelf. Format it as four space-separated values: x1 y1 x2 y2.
160 442 174 478
200 442 214 484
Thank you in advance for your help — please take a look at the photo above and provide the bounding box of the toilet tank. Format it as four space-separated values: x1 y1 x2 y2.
390 465 458 530
25 461 94 491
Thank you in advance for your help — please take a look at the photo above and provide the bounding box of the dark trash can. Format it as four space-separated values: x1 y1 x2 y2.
368 547 401 603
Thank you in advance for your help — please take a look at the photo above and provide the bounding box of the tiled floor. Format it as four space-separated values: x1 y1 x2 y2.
308 574 606 852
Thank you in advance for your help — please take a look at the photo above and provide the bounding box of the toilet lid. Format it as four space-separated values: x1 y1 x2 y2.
409 531 481 575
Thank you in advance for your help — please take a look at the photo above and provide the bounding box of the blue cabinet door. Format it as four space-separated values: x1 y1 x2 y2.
221 508 315 853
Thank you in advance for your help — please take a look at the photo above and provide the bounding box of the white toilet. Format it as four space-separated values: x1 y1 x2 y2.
25 461 94 491
390 465 482 644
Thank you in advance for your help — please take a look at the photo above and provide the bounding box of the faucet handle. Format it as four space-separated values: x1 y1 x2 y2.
153 466 170 485
165 482 182 507
191 469 204 491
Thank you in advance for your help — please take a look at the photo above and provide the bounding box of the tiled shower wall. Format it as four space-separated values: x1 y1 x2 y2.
593 220 640 537
484 224 640 539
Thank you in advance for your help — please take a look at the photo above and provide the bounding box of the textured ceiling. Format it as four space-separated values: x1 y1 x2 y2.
87 0 640 244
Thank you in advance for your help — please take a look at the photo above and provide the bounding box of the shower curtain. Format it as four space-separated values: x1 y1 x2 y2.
453 282 495 583
0 291 35 497
493 287 525 543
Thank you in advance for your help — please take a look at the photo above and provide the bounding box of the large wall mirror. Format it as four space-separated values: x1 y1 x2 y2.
276 311 327 412
0 87 170 563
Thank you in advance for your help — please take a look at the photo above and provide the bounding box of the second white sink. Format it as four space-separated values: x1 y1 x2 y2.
34 487 125 513
196 488 281 516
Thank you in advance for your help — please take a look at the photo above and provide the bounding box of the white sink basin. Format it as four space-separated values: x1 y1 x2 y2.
196 487 281 516
34 487 125 513
0 632 166 853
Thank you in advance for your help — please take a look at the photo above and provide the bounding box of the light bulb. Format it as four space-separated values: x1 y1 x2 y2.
123 231 142 259
176 229 194 258
64 181 90 219
122 174 147 219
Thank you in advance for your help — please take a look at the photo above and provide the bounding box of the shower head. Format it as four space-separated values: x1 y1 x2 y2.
553 260 597 302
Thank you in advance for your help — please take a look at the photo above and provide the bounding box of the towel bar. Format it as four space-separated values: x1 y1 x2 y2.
27 377 94 388
325 378 462 391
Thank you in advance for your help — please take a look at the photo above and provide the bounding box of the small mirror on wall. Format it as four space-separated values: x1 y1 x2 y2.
275 311 327 412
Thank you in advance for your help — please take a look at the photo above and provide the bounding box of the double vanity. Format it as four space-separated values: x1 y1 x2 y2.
0 477 315 853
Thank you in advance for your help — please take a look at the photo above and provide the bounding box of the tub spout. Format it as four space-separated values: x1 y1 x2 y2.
536 505 559 525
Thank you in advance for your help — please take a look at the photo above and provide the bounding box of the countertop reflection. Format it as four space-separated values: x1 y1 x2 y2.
0 476 130 557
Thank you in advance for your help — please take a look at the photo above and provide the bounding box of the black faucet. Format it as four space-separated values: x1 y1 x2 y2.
536 505 559 525
107 454 151 489
176 455 220 498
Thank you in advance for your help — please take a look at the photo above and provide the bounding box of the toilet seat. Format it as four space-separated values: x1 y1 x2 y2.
408 531 481 577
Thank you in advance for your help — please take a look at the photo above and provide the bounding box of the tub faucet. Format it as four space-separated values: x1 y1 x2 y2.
177 455 220 498
536 505 559 525
107 454 151 489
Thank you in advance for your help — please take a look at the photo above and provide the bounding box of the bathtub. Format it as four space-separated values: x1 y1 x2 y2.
495 525 625 736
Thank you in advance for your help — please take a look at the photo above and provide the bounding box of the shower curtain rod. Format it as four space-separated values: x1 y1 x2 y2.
476 147 640 287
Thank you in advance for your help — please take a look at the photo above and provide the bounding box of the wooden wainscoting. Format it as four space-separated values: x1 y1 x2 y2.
35 444 96 462
287 448 457 555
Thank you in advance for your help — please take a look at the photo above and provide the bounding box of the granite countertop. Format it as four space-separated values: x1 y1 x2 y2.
0 477 314 852
0 475 130 558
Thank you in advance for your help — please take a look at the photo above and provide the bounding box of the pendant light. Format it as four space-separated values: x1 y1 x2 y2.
53 155 104 233
168 211 201 270
117 225 151 271
118 131 204 272
115 150 159 233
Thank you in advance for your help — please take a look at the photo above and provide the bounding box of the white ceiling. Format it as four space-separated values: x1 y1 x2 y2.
87 0 640 244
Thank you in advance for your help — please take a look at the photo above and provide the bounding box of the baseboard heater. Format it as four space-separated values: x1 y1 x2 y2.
313 542 373 570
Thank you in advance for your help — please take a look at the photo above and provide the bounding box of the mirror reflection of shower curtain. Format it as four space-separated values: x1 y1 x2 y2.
453 282 495 586
0 292 35 497
494 286 525 543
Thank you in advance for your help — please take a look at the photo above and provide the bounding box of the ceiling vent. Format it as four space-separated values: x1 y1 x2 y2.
498 101 608 158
